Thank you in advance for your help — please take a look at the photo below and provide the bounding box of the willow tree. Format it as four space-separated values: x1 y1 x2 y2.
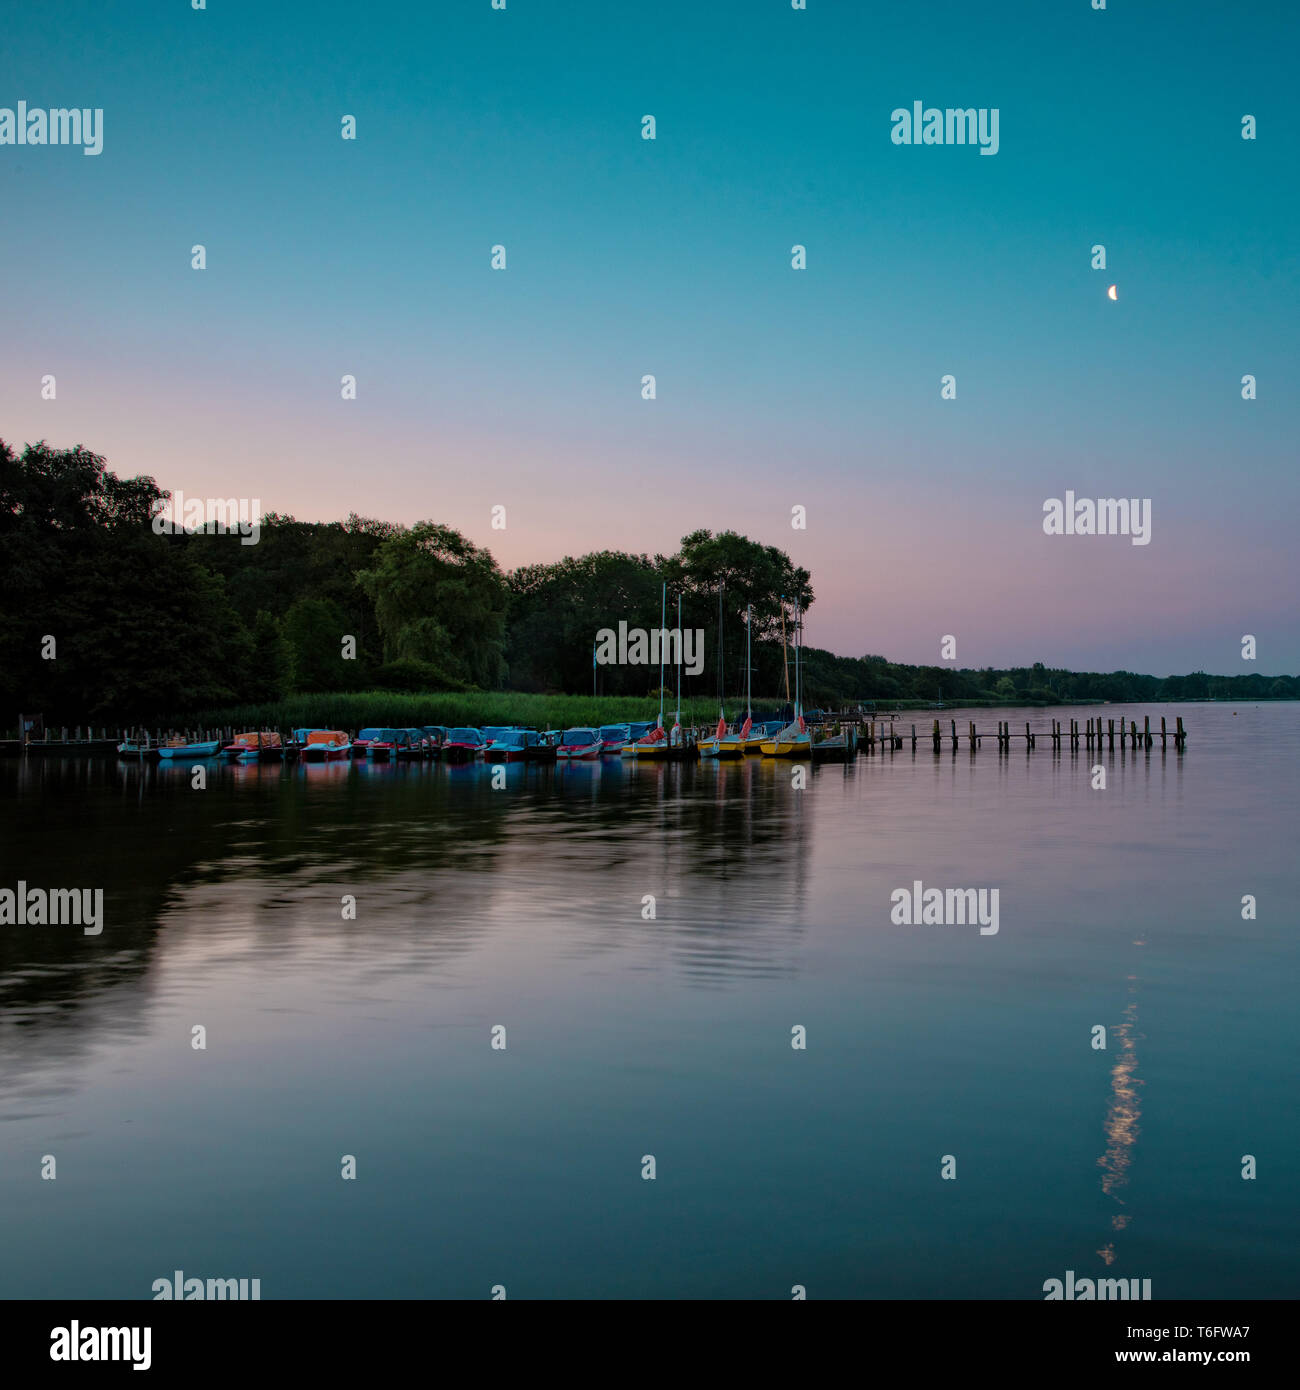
355 522 508 689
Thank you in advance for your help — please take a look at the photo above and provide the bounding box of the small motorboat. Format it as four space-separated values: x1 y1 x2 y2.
364 728 401 762
224 731 284 761
597 724 631 754
811 725 856 761
301 730 352 761
556 728 603 761
527 731 559 763
442 727 486 763
394 728 427 760
485 728 534 762
157 739 223 759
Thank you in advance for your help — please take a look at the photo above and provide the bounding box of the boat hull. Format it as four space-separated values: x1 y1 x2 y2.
158 741 222 759
760 738 812 758
303 745 351 761
117 744 160 761
441 745 481 763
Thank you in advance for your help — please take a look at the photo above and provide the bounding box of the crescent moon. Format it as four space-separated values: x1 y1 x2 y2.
1107 284 1118 301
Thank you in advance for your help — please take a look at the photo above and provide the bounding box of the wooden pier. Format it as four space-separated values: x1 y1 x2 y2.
853 715 1187 754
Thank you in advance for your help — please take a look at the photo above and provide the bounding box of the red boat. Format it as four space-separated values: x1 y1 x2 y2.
556 728 602 761
442 727 486 763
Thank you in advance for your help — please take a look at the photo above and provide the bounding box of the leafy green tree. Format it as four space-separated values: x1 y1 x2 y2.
246 611 292 702
0 438 250 720
356 522 508 688
507 550 665 693
283 597 357 692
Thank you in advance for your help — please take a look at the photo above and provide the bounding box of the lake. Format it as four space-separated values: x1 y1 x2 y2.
1 702 1296 1299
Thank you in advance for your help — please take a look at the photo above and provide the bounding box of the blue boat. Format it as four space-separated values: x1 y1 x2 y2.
157 740 222 759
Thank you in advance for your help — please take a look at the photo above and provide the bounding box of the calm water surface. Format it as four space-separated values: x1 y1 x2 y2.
1 703 1296 1299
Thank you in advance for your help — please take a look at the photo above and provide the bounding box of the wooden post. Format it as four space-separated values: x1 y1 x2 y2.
1161 716 1167 747
932 718 941 752
1144 715 1151 748
1130 720 1138 748
911 723 917 750
951 719 957 750
1176 716 1185 748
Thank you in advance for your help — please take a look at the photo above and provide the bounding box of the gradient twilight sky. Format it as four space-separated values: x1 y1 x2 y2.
2 0 1297 674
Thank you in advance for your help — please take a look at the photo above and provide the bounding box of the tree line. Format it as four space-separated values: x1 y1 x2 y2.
2 438 1294 725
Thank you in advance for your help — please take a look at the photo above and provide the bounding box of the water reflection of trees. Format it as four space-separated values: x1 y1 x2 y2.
1 755 814 1084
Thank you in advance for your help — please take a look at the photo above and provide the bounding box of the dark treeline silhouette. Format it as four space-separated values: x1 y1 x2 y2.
2 439 1295 724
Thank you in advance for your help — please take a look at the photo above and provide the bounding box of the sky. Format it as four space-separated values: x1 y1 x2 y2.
2 0 1297 675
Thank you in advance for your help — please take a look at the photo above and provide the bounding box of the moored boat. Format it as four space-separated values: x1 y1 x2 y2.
811 724 856 760
528 732 559 763
725 717 782 754
117 736 160 761
302 730 351 761
394 728 427 759
486 728 535 762
632 722 670 758
157 739 222 759
598 724 631 754
224 731 283 761
761 597 811 757
364 728 401 761
442 727 486 763
716 605 757 756
556 727 602 761
620 721 655 755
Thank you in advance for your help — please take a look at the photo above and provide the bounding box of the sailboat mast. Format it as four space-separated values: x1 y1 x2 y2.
794 597 802 715
718 583 724 718
676 593 682 724
745 603 752 717
780 596 791 706
658 581 666 727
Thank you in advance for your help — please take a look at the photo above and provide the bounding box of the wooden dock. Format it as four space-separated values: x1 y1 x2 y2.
855 715 1187 753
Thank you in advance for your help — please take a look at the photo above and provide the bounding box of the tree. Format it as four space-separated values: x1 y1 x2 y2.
283 597 357 692
507 550 665 693
355 522 508 688
661 530 813 697
0 438 251 720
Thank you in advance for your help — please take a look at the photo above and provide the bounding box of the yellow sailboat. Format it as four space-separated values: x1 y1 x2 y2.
716 602 753 757
761 596 813 758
